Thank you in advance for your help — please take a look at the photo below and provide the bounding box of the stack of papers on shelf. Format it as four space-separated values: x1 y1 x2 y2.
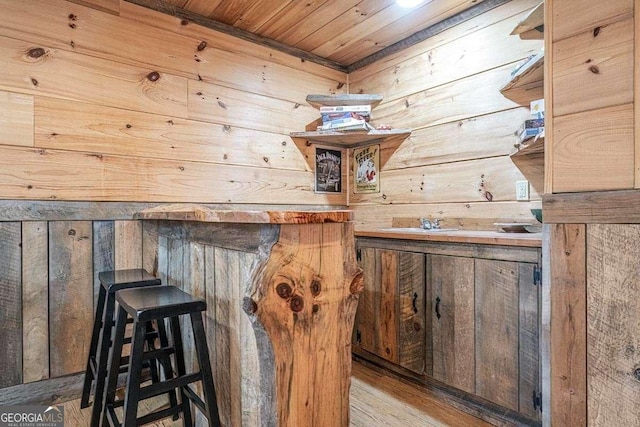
319 105 372 131
319 121 374 132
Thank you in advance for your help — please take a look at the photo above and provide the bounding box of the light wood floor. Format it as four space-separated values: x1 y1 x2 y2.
63 361 492 426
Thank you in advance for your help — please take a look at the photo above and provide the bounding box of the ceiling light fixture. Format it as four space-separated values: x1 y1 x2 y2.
396 0 426 8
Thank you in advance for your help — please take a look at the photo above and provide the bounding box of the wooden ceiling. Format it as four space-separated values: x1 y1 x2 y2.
128 0 503 71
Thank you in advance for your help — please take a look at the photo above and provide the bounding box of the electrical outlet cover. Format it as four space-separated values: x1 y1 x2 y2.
516 180 529 201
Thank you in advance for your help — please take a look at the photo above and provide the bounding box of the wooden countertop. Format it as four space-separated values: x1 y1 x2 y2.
355 228 542 247
134 204 353 224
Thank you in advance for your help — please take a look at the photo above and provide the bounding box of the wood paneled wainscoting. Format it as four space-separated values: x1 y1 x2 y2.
0 202 161 393
543 190 640 427
0 200 345 407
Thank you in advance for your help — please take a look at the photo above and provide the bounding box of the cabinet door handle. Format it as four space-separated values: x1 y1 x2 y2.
412 292 418 314
435 296 441 319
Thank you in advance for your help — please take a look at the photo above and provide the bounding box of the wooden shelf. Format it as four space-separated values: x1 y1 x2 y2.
510 136 544 194
305 94 383 109
500 51 544 105
290 129 411 149
510 1 544 40
296 95 411 169
290 129 411 170
511 136 544 158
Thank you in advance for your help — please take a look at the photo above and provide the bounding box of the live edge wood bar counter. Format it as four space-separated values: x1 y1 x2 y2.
134 204 363 427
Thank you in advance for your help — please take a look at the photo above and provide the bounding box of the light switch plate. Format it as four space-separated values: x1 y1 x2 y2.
516 180 529 201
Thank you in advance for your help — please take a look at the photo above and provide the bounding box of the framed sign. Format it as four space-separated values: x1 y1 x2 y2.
353 144 380 193
315 147 342 193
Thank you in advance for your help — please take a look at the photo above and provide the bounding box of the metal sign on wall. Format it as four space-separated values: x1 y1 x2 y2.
353 144 380 194
315 146 342 193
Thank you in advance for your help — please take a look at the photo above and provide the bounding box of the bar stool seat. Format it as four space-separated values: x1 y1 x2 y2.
81 268 174 427
102 285 221 427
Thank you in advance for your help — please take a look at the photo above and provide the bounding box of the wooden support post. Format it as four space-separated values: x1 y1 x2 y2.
246 222 363 426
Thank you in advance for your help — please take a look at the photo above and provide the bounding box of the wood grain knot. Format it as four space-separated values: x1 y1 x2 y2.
484 191 493 201
276 282 293 299
68 229 76 236
312 304 319 314
27 48 46 59
197 41 207 51
146 71 160 82
634 367 640 382
310 279 322 296
290 295 304 312
350 271 364 295
242 297 258 314
413 322 421 332
593 26 601 37
589 65 600 74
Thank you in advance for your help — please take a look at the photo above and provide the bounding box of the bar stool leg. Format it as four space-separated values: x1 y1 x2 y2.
170 316 193 426
89 291 117 427
156 319 180 419
122 321 148 427
190 312 221 427
145 321 160 384
81 285 107 409
101 305 128 427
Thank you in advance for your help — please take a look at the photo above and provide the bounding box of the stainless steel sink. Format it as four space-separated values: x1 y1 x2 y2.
381 227 459 233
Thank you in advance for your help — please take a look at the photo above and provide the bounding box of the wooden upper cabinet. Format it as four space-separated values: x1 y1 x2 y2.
354 247 426 374
429 254 475 394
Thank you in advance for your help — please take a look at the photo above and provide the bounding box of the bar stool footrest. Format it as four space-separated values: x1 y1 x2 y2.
140 372 202 401
183 384 206 414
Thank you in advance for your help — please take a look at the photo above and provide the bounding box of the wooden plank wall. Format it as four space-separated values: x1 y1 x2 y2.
349 0 543 230
0 217 143 389
0 0 347 205
548 0 635 192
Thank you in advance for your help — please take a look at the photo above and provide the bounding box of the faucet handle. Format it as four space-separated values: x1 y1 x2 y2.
420 218 432 229
432 218 442 229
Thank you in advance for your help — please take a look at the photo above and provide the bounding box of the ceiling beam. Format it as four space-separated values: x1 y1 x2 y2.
124 0 349 72
346 0 513 73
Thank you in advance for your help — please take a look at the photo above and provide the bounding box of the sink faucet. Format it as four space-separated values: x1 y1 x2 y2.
420 218 441 230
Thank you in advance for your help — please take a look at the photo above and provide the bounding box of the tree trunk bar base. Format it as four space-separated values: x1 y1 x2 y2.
136 204 363 427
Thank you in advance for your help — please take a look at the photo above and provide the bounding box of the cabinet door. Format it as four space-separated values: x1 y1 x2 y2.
355 247 425 374
397 250 426 374
429 254 475 393
475 259 540 419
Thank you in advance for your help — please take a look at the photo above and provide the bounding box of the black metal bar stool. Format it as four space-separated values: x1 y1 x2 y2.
102 285 221 427
81 268 175 427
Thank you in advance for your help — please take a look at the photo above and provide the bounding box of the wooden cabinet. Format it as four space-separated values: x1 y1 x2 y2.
354 238 542 423
475 259 541 420
429 254 475 393
354 247 426 374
